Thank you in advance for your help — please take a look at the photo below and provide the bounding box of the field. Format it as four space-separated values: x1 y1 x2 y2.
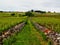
0 12 60 45
0 17 26 33
3 20 50 45
32 17 60 33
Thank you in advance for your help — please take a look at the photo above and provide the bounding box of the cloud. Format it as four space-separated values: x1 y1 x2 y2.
0 0 60 12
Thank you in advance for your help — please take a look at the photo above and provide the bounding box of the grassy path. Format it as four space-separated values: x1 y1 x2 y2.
11 20 48 45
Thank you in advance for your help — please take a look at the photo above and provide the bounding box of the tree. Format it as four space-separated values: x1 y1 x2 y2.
31 10 34 12
0 11 3 13
25 12 34 17
11 13 15 16
35 10 46 13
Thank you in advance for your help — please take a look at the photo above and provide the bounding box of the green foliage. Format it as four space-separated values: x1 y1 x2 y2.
32 17 60 33
11 13 15 16
19 14 22 17
25 12 34 17
35 10 46 13
1 12 60 45
12 20 41 45
31 10 34 12
3 35 17 45
3 20 49 45
0 17 26 32
12 20 49 45
48 40 52 45
0 11 3 13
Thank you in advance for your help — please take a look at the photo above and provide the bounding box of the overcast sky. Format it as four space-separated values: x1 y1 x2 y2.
0 0 60 12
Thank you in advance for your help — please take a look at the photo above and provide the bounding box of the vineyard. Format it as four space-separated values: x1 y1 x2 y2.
0 12 60 45
0 17 26 32
3 20 49 45
32 17 60 33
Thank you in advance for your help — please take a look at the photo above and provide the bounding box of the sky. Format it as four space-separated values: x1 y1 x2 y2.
0 0 60 12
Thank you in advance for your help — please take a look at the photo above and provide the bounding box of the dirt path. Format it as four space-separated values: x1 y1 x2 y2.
33 22 60 45
0 22 25 45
